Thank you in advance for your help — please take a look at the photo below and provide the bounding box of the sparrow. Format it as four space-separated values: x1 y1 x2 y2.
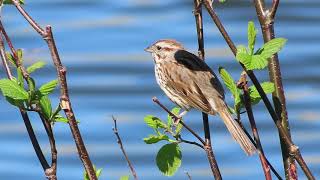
145 39 256 155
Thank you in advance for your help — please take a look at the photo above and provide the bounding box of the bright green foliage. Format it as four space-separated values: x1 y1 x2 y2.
247 21 257 55
218 68 275 113
53 114 70 123
83 165 102 180
17 68 24 87
144 134 169 144
249 82 275 105
6 52 16 66
119 175 129 180
3 0 24 5
27 61 46 74
218 67 241 111
156 143 182 176
167 107 180 127
0 79 29 100
236 21 287 70
219 0 226 3
143 107 186 176
38 79 58 96
39 95 52 119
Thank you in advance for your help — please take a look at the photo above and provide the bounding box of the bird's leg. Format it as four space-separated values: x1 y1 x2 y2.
173 110 188 126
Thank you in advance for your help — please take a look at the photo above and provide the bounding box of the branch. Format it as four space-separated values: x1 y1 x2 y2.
178 135 204 149
152 97 205 145
112 116 138 180
237 73 271 180
10 1 98 179
270 0 280 20
193 1 221 179
202 2 314 179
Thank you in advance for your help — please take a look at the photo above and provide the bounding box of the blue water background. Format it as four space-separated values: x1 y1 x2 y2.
0 0 319 179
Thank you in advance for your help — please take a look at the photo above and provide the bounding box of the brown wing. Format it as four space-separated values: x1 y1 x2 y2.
165 50 225 114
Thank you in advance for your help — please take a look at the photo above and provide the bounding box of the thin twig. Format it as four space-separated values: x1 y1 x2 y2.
237 72 271 180
270 0 280 20
152 97 205 145
202 2 314 179
178 135 204 149
112 116 138 180
193 1 222 179
0 31 55 178
185 171 192 180
10 1 98 179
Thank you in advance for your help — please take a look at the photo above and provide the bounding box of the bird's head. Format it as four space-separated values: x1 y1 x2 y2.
145 39 185 63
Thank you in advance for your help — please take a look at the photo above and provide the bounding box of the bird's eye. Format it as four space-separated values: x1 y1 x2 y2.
156 46 162 50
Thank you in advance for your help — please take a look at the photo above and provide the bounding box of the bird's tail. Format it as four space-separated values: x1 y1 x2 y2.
218 106 256 156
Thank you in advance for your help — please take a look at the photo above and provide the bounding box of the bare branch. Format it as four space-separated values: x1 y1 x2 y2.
112 116 138 180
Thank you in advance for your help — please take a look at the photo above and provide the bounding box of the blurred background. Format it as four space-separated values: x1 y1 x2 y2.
0 0 319 179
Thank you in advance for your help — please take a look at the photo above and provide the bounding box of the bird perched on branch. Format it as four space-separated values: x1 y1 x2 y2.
145 39 256 155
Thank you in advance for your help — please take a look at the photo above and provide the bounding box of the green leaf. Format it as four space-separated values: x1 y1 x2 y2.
38 79 58 96
6 52 16 66
0 79 29 100
119 175 129 180
39 95 52 119
96 168 103 178
16 49 23 62
156 143 182 176
3 0 24 5
27 77 36 94
83 165 102 180
248 21 257 55
143 134 169 144
144 115 167 129
167 107 180 127
259 38 287 59
218 67 241 104
5 96 24 107
54 115 69 123
249 82 275 105
27 61 46 74
175 122 183 135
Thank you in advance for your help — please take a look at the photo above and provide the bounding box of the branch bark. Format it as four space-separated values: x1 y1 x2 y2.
203 1 314 179
253 0 296 179
237 73 271 180
193 1 221 179
112 116 138 180
10 1 97 179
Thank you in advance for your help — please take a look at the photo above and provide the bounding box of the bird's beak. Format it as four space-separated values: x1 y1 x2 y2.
144 45 153 53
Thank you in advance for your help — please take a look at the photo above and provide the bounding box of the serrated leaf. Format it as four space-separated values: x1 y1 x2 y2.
218 67 241 102
259 38 287 59
3 0 24 5
38 79 58 96
156 143 182 176
0 79 29 100
144 115 167 129
39 95 52 119
167 107 180 127
248 21 257 55
27 61 46 73
237 45 247 54
236 50 252 67
119 175 129 180
249 82 275 105
144 134 169 144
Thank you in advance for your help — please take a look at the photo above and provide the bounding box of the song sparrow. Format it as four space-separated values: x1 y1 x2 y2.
145 39 256 155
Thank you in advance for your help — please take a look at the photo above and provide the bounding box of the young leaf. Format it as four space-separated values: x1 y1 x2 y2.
236 51 252 68
38 79 58 96
6 52 16 66
218 67 241 102
0 79 29 100
95 168 103 178
259 38 287 59
16 49 23 62
248 21 257 55
119 175 129 180
167 107 180 127
3 0 24 5
83 165 102 180
5 96 24 107
144 115 167 129
39 95 52 119
27 61 46 74
249 82 275 105
143 134 169 144
156 143 182 176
